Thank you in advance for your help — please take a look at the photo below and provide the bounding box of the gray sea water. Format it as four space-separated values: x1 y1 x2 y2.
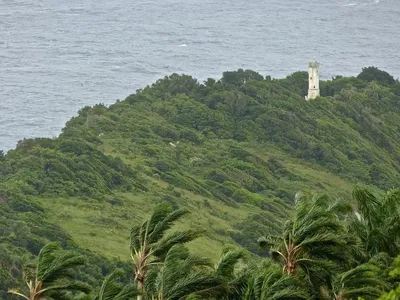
0 0 399 151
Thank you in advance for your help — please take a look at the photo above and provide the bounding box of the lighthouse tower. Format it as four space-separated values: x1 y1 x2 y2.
306 59 320 100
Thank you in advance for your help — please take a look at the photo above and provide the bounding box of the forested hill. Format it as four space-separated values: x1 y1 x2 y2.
1 66 399 297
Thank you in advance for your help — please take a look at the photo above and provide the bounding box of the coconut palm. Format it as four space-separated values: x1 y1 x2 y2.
144 245 225 300
350 187 400 258
94 269 139 300
330 263 385 300
243 260 308 300
8 242 90 300
130 204 202 297
257 195 353 280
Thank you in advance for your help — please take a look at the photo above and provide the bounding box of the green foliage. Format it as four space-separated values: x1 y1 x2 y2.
281 71 309 96
214 247 247 280
258 195 354 281
5 188 400 300
144 245 225 300
130 203 202 293
378 256 400 300
94 269 139 300
3 138 135 198
2 68 400 299
331 263 386 300
244 260 308 300
8 242 91 299
221 69 264 87
357 66 396 86
350 187 400 257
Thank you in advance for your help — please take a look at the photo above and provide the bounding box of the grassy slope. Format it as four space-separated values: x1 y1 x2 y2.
38 141 354 261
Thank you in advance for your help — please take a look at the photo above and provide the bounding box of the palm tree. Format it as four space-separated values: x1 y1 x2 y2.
330 263 385 300
350 187 400 257
94 269 139 300
8 242 90 300
258 195 352 276
130 204 202 298
144 245 225 300
257 194 359 296
243 260 308 300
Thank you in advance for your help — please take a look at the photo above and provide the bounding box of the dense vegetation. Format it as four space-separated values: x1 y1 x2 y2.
0 66 399 299
5 190 400 299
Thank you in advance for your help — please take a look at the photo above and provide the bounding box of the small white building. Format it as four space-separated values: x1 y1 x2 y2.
305 60 320 100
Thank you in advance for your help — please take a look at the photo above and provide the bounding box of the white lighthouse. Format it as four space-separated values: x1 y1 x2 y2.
306 59 320 100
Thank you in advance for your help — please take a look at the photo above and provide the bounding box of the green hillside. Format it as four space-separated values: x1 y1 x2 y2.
1 66 399 297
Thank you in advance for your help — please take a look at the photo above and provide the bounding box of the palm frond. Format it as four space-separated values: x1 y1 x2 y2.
10 243 90 300
298 232 346 250
38 280 91 295
39 251 87 283
257 235 281 250
144 244 224 299
22 262 36 283
97 269 123 300
129 225 143 255
352 186 380 226
248 260 309 300
36 242 61 280
381 189 400 214
144 203 174 238
311 194 330 209
168 270 225 299
215 247 247 279
342 286 383 299
7 289 29 300
327 198 354 216
148 207 189 244
152 229 203 259
333 263 386 300
95 269 138 300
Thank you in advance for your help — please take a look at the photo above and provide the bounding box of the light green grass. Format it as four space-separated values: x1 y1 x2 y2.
38 182 259 262
38 155 354 263
37 131 358 262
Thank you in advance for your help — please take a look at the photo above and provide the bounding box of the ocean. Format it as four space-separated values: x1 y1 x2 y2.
0 0 399 151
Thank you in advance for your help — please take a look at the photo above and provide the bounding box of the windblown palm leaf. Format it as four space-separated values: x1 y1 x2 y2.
214 247 248 300
331 263 386 300
215 247 247 279
130 203 202 294
144 245 226 300
378 255 400 300
94 269 139 300
8 242 90 300
350 187 400 257
244 260 308 300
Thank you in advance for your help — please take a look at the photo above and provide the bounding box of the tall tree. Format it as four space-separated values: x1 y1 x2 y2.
257 195 353 283
8 243 90 300
130 204 202 299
